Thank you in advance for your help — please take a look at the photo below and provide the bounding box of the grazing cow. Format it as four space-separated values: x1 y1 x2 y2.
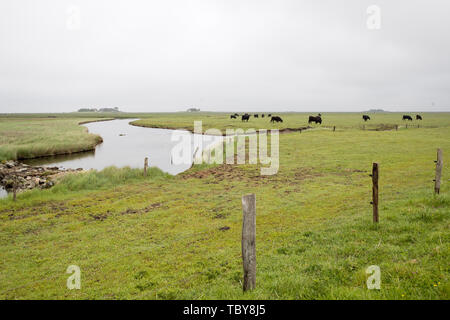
416 114 422 120
270 116 283 123
402 115 413 121
261 114 265 118
241 114 250 122
268 114 272 117
362 115 371 121
308 115 322 124
230 115 237 119
254 114 259 118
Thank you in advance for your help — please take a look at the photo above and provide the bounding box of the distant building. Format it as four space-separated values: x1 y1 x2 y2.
187 108 200 112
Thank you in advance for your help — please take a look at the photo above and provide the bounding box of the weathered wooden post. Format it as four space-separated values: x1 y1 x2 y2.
144 157 148 176
333 126 336 132
434 149 443 194
370 163 379 223
242 193 256 291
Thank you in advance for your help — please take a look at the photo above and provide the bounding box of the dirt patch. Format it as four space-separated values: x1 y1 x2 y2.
121 202 163 215
181 164 248 181
365 124 398 131
334 167 367 176
89 213 108 221
279 126 312 133
294 168 323 181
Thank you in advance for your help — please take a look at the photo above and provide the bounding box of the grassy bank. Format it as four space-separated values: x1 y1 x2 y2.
0 113 448 299
130 112 450 133
0 118 106 161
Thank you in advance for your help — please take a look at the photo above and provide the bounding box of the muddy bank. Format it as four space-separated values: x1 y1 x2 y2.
0 161 83 194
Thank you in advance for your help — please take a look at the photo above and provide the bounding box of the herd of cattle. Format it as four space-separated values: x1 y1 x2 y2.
231 113 283 122
230 113 423 124
362 114 423 121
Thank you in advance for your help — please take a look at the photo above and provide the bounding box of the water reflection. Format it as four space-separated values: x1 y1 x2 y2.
22 119 222 175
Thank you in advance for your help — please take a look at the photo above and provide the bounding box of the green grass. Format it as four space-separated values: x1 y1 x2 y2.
130 112 450 133
0 118 107 161
0 113 449 299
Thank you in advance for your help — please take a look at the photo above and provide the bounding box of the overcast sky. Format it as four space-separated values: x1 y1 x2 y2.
0 0 449 113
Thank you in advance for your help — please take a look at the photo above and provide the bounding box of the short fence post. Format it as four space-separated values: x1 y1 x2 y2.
434 149 443 194
371 163 379 223
144 157 148 176
242 193 256 292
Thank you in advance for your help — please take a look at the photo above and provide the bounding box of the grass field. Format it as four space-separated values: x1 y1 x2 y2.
0 112 449 299
130 112 448 133
0 117 107 161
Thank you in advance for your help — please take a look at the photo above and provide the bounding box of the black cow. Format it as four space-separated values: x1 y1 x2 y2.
254 114 259 118
261 114 265 118
402 115 413 121
268 114 272 117
416 114 422 120
242 114 250 122
308 115 322 124
230 115 237 119
270 116 283 123
362 115 371 121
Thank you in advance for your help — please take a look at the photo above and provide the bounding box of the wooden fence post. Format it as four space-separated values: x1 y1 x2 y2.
371 163 379 223
434 149 443 194
395 125 398 131
144 157 148 176
242 193 256 291
333 126 336 132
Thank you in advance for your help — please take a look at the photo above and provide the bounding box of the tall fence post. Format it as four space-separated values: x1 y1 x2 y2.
434 149 443 194
371 163 379 223
242 193 256 292
144 157 148 176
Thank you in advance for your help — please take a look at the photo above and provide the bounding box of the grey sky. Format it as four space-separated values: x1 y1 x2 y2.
0 0 449 113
